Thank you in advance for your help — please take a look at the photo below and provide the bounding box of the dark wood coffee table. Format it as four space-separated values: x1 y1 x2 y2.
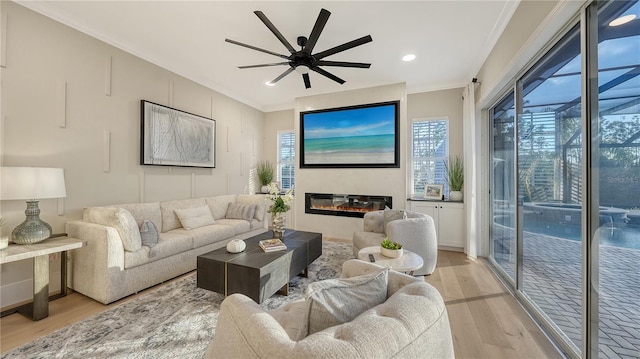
196 229 322 304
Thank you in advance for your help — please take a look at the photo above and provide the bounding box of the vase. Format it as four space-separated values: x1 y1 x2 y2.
272 212 286 239
449 191 463 202
261 185 270 194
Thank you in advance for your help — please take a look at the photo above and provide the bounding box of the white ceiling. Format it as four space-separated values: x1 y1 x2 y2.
17 1 520 112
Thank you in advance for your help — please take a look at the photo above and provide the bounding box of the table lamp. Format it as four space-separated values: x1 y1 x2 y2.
0 167 67 244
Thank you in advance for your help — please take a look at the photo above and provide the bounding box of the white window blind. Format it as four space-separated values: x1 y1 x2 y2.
411 119 449 195
277 131 295 190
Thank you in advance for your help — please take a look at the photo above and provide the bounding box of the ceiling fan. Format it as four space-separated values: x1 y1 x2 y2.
225 8 372 89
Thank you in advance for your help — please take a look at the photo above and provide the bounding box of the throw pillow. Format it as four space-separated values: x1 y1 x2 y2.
139 219 159 248
384 209 406 231
83 207 142 252
306 268 389 335
225 203 256 220
174 206 215 230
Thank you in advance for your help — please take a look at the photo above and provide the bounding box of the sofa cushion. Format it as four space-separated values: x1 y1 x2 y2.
169 224 235 248
215 219 251 235
116 202 162 234
160 198 207 232
151 232 195 259
225 203 256 220
268 299 310 341
384 209 407 231
205 195 238 220
306 268 389 334
174 205 216 230
83 207 142 252
139 219 159 248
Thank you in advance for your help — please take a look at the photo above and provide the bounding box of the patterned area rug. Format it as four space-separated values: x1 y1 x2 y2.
2 241 354 359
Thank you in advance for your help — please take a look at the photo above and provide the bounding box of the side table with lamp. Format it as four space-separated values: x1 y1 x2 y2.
0 167 86 320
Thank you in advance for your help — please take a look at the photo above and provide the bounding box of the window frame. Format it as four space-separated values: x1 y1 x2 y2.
410 117 450 196
276 130 295 190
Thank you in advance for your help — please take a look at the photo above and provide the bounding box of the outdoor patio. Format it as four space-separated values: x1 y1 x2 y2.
493 225 640 358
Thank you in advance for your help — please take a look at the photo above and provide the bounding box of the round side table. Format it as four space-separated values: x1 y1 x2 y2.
357 246 424 275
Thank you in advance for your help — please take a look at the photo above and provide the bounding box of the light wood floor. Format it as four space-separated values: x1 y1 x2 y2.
0 246 563 358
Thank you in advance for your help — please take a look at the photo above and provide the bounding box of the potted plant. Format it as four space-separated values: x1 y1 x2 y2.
380 236 403 258
256 160 274 193
445 156 464 201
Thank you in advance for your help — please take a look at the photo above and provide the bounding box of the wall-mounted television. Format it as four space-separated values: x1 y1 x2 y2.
300 100 400 168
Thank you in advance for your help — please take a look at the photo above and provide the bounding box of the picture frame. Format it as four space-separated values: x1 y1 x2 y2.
424 184 444 200
140 100 216 168
300 101 400 168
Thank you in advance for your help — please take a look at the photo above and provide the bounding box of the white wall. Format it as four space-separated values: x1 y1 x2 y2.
0 2 264 308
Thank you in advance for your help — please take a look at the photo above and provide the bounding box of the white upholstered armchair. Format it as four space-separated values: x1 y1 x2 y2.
206 260 454 358
352 209 438 276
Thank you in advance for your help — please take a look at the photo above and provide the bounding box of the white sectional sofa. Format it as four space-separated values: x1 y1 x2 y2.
65 194 268 304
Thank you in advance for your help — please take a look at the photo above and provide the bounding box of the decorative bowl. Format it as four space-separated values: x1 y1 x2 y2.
380 246 403 258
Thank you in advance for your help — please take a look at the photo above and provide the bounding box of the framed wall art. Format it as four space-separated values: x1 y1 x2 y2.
300 101 400 168
140 100 216 168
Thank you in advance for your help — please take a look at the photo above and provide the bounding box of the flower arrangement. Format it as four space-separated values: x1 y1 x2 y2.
265 183 294 214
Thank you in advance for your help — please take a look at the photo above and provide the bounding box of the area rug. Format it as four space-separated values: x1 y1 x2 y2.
2 241 353 359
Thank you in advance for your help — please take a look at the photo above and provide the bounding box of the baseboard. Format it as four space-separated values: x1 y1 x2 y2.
0 271 61 311
438 245 464 253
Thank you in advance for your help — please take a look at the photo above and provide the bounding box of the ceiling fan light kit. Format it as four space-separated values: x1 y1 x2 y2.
226 8 372 89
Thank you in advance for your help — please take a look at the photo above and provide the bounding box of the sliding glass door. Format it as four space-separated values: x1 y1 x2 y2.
488 1 639 357
517 23 584 350
594 2 640 358
491 92 516 281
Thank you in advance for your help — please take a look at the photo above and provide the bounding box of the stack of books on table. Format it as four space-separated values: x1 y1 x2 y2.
259 238 287 252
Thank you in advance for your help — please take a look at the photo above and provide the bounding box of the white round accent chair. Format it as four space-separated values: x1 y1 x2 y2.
352 209 438 276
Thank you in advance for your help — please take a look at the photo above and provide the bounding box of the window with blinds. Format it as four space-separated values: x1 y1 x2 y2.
277 131 295 190
411 119 449 195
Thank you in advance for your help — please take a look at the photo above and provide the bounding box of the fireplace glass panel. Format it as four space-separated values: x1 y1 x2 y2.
305 193 392 218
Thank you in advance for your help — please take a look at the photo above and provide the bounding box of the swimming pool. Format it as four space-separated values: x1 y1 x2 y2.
522 202 640 249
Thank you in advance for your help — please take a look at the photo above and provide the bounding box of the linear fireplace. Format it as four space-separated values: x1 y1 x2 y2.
305 193 392 218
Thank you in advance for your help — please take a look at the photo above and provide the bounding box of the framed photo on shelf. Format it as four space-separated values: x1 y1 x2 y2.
424 184 444 200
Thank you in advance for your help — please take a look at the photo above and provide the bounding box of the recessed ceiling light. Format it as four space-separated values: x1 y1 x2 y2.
609 14 636 27
402 54 416 62
265 81 275 87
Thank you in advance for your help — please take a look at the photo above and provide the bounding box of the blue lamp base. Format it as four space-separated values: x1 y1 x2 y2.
11 200 52 244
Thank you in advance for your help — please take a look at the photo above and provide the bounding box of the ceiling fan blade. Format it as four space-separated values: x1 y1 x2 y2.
238 62 290 69
304 8 331 54
225 39 290 60
311 67 345 84
254 11 296 54
303 73 311 89
314 35 373 60
316 61 371 68
269 67 295 85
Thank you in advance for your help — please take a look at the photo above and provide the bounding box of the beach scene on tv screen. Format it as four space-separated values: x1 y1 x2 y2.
303 104 396 164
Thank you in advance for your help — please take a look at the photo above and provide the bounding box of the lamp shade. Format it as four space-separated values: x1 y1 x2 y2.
0 167 67 200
